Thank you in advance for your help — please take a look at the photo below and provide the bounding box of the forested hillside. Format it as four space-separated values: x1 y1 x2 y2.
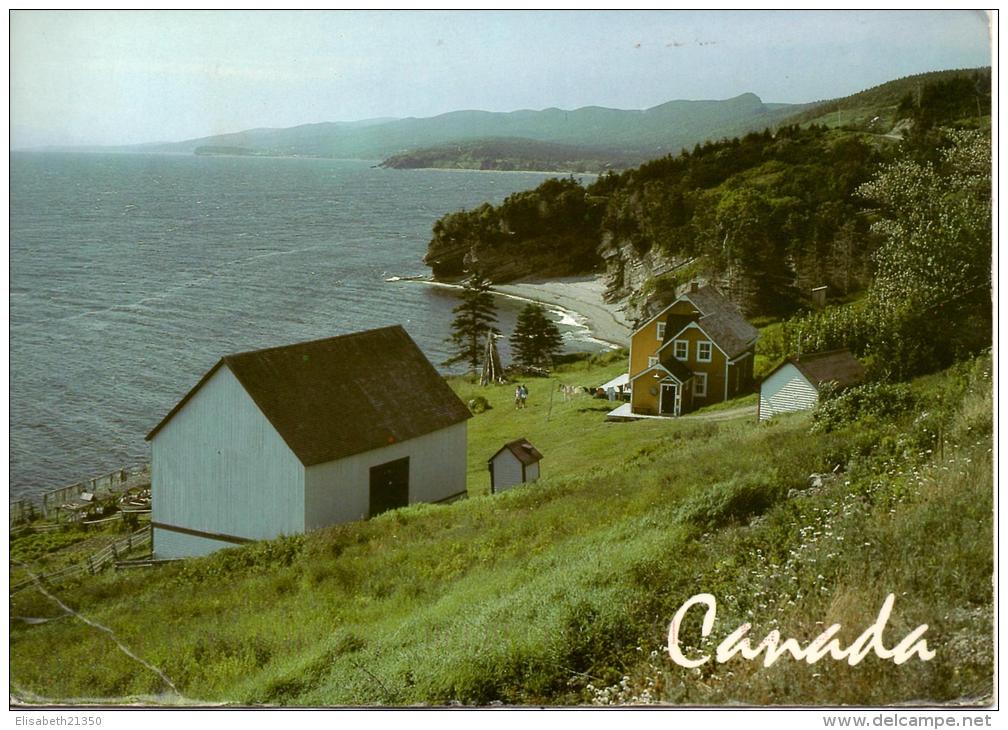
426 125 884 317
379 137 638 173
425 68 991 324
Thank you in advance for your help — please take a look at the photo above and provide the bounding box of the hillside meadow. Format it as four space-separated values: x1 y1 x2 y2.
9 352 992 706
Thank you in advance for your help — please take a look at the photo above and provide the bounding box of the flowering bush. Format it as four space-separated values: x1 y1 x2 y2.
811 381 915 433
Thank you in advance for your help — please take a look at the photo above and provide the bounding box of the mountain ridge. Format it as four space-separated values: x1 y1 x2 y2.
96 93 810 164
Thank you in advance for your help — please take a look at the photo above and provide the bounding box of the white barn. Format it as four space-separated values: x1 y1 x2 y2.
146 326 472 558
758 349 865 422
488 438 543 494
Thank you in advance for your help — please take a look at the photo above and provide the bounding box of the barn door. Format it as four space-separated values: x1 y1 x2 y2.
369 457 410 517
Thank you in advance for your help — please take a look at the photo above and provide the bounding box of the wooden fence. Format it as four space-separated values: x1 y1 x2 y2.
10 525 153 595
10 464 150 526
9 499 39 525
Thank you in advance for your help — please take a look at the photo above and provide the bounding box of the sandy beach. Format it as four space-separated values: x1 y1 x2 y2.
397 274 632 348
490 276 632 348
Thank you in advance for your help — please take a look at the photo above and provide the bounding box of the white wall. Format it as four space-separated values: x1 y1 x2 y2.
491 451 525 494
526 461 540 482
759 364 819 421
153 526 247 559
151 365 305 558
303 420 467 528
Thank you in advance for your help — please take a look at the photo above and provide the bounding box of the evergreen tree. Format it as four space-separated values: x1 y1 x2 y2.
444 272 499 370
510 303 564 370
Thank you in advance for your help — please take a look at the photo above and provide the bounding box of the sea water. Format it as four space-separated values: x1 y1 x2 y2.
9 152 603 500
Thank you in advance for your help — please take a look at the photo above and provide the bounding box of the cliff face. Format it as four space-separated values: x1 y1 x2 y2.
423 176 605 283
597 233 696 316
422 236 550 282
423 221 697 324
423 231 600 283
422 235 470 280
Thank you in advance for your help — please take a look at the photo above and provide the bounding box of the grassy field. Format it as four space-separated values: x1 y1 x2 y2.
9 352 992 706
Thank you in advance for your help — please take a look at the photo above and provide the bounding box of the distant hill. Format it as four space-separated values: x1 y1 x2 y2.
142 94 810 163
781 67 990 133
379 137 642 173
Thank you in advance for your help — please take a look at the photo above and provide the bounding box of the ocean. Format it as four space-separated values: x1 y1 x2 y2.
9 152 605 501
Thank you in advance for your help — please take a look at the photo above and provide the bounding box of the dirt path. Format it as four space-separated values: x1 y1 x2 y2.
681 404 757 422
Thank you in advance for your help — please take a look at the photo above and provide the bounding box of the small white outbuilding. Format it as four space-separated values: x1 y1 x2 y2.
758 349 865 422
488 438 543 494
146 325 472 558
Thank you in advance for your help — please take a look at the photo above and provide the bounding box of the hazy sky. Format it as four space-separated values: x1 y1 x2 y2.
10 10 992 148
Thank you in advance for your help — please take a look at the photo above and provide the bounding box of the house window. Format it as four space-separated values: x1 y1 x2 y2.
673 340 688 361
697 341 713 362
656 322 666 340
694 372 708 397
648 356 659 367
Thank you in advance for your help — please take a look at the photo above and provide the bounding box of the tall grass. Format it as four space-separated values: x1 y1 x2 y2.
9 355 992 706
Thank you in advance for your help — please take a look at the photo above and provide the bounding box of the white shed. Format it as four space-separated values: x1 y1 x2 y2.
488 439 543 494
146 325 472 558
758 349 865 422
599 373 630 401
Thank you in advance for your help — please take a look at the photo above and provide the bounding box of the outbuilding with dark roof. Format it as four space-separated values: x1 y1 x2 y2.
488 438 543 494
758 349 865 422
147 325 471 558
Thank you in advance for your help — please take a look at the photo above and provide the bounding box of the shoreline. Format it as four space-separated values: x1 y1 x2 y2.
382 166 602 177
393 274 631 349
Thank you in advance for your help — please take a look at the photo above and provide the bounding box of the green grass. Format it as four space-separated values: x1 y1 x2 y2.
689 392 757 415
451 350 636 496
9 354 992 706
10 517 151 584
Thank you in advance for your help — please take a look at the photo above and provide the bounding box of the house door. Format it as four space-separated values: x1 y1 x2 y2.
660 384 679 415
369 457 410 517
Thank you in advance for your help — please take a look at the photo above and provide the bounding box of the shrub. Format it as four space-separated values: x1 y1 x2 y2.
467 396 491 414
812 381 916 432
674 470 786 532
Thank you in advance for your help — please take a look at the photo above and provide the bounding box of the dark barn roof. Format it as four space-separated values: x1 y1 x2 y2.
490 438 543 466
765 349 866 391
147 326 472 466
791 349 866 390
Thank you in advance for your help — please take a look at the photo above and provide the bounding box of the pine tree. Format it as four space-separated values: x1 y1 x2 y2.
444 272 499 370
510 302 564 370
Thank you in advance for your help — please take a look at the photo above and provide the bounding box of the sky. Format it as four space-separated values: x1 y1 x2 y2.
9 10 993 149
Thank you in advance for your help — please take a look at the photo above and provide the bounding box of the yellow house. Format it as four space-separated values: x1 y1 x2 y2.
628 284 759 416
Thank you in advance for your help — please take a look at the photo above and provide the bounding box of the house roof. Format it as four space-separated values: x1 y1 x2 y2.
659 352 695 382
491 438 543 466
630 358 694 385
146 325 472 466
661 313 697 342
660 286 759 358
685 286 760 357
766 349 866 391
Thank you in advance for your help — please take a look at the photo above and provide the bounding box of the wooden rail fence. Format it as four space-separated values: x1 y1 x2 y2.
10 463 150 526
10 525 152 595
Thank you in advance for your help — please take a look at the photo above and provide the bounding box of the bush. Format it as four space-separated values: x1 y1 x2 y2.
674 470 786 532
812 381 916 432
468 396 491 414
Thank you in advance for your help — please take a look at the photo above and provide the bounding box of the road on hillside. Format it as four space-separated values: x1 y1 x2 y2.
681 404 757 422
